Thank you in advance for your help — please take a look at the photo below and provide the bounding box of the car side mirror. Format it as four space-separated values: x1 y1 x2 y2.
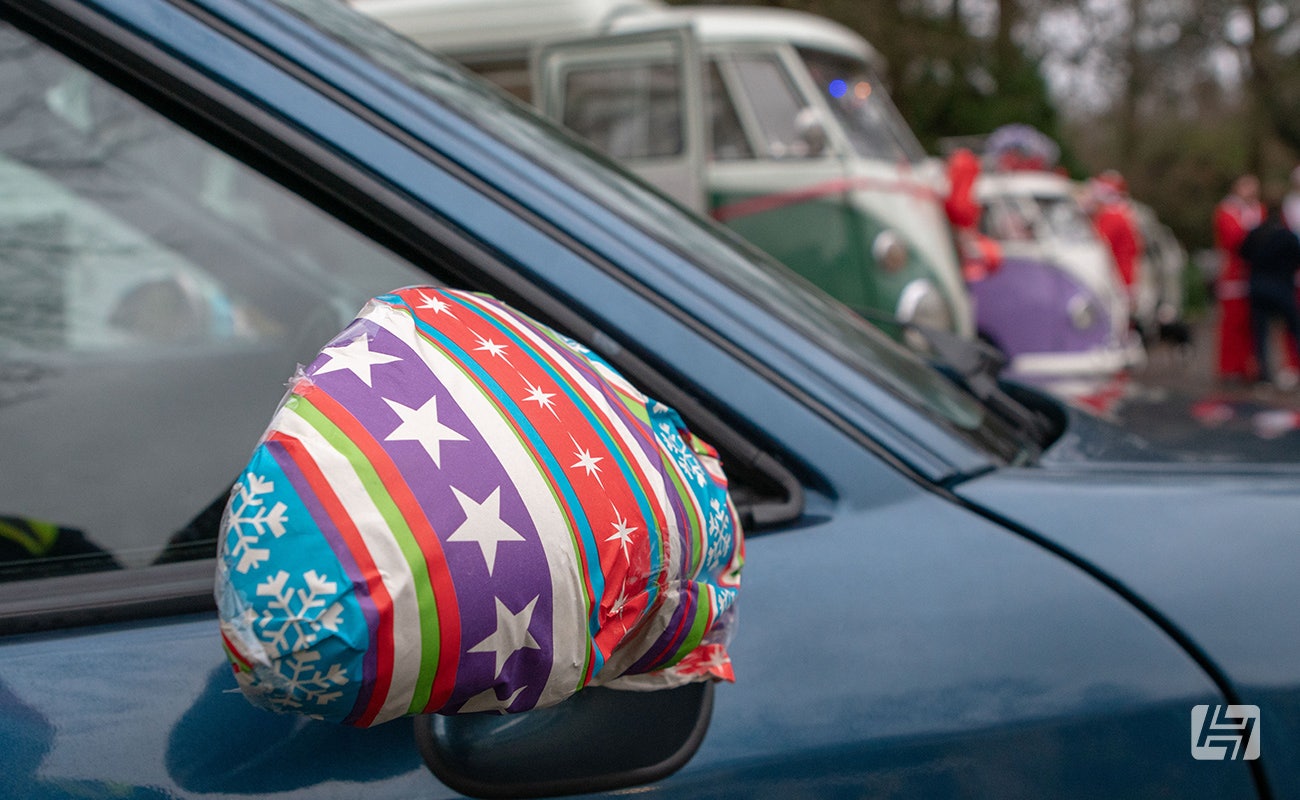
415 681 714 798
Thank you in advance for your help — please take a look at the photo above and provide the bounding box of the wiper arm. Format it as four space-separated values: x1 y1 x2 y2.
846 305 1053 446
911 325 1054 445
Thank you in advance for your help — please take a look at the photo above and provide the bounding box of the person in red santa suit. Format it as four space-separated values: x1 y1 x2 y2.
1090 170 1143 319
1213 174 1263 382
944 147 1002 282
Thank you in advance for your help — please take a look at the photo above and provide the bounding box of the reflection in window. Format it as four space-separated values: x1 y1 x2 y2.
705 60 752 160
563 62 683 159
799 48 924 163
730 56 813 159
1035 195 1099 244
0 23 425 579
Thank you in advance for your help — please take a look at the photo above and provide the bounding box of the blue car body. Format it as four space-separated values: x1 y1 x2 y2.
0 1 1295 798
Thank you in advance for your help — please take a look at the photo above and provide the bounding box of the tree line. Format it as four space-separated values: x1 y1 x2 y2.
670 0 1300 254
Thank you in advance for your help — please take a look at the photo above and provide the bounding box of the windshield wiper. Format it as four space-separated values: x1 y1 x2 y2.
848 306 1055 448
909 325 1055 447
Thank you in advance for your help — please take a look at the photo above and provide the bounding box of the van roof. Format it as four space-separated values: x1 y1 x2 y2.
349 0 658 58
976 170 1077 199
607 6 874 61
351 0 875 65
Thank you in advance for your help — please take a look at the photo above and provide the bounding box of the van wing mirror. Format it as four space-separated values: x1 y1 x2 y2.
415 682 714 798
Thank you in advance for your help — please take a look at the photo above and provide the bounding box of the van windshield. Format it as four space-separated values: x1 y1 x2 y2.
799 48 925 164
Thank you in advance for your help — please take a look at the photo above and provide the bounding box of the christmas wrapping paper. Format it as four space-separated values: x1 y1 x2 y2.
216 288 743 726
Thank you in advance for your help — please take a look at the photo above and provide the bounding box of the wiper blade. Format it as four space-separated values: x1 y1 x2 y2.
912 325 1054 446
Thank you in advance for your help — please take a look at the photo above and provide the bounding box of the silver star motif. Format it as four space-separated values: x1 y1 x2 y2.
446 487 525 576
415 291 455 316
468 595 541 678
313 335 401 387
605 512 637 560
383 395 467 468
521 380 558 416
473 333 509 361
457 685 527 714
570 436 604 483
607 585 634 634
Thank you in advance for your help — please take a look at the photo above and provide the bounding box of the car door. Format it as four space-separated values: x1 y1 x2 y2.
0 2 1263 799
533 26 708 213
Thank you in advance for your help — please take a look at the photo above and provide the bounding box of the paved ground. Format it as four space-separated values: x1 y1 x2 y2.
1025 310 1300 461
1134 310 1300 411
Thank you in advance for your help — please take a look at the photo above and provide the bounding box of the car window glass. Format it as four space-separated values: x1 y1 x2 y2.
1035 194 1098 244
271 0 1027 462
705 60 752 161
562 61 683 159
0 23 426 580
729 55 811 159
798 48 925 163
980 198 1035 242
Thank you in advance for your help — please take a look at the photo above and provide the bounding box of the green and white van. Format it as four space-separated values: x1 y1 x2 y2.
353 0 974 338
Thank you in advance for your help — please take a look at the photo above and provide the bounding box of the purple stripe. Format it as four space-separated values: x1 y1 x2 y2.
265 438 380 724
626 585 696 674
309 314 555 711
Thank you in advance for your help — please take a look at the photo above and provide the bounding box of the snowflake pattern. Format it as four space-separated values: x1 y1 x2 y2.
225 472 289 574
255 569 345 658
703 498 734 571
655 421 708 489
267 650 349 710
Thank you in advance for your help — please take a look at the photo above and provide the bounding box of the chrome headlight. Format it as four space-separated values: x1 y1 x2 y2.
897 279 954 349
872 229 909 273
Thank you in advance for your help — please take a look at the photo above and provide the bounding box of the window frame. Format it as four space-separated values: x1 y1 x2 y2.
0 0 803 633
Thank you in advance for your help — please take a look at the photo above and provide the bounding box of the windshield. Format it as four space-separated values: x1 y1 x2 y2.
267 0 1030 463
797 48 925 164
1034 194 1098 244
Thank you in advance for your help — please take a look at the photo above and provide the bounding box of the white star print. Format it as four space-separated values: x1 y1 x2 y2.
446 486 525 576
383 395 467 468
520 381 558 416
605 512 637 560
607 585 634 634
468 595 541 678
313 335 401 387
473 333 509 361
570 436 603 483
415 291 455 316
457 684 527 714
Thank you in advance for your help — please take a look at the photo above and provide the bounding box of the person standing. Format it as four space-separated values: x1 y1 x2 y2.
1213 174 1263 382
1239 192 1300 386
1090 170 1143 312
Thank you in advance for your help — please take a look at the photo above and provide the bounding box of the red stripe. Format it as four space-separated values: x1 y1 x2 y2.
266 431 396 728
710 175 941 223
454 293 668 583
221 630 254 672
300 385 462 714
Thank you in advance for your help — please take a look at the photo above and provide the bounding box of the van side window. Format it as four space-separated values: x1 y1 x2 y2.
562 62 683 159
729 56 812 159
705 60 752 161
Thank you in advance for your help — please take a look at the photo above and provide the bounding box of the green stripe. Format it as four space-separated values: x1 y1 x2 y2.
665 592 713 668
287 395 442 714
660 453 706 575
0 518 58 556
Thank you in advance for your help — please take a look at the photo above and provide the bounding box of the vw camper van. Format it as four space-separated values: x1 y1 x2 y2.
971 168 1144 376
352 0 974 339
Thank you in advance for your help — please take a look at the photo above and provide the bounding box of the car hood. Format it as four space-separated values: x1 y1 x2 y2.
953 404 1300 791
